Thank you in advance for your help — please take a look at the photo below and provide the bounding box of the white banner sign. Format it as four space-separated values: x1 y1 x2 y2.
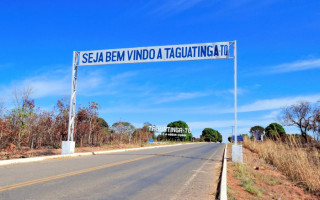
78 42 231 66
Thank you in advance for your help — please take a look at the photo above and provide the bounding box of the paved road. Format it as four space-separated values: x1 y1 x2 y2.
0 143 225 200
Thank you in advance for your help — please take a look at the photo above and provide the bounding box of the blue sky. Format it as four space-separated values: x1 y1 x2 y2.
0 0 320 142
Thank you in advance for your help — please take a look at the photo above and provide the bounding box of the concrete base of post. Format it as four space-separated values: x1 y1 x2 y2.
61 141 75 155
232 144 243 163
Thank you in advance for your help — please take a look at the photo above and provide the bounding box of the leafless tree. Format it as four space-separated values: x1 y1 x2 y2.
112 121 135 144
281 101 313 142
311 104 320 141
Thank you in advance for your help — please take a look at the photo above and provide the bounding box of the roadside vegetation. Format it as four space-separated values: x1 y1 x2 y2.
229 101 320 196
234 162 261 196
200 128 222 142
244 137 320 194
227 143 318 200
1 88 217 159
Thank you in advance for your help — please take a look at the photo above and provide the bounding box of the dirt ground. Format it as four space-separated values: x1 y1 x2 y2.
227 143 320 200
0 143 164 160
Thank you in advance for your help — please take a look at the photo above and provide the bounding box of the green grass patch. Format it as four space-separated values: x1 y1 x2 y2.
234 163 261 196
227 185 238 200
253 172 282 186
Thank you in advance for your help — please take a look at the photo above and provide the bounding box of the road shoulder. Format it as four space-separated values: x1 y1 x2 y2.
227 143 318 200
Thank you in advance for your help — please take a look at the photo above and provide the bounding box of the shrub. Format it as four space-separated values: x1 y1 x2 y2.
265 123 286 141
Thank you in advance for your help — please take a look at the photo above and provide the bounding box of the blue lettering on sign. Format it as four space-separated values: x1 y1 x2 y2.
169 48 175 59
207 45 213 56
128 50 134 61
93 53 98 63
88 53 93 63
164 48 170 59
192 46 197 57
224 45 228 56
118 51 125 61
112 51 117 61
93 52 104 63
157 49 162 59
220 45 224 56
181 47 187 58
135 49 142 60
214 45 219 56
98 52 103 62
200 46 207 57
82 53 88 63
106 52 111 62
187 47 192 57
149 49 155 59
81 44 228 65
176 47 181 58
143 49 148 60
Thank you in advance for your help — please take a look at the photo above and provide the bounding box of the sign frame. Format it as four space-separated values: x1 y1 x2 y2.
63 41 239 154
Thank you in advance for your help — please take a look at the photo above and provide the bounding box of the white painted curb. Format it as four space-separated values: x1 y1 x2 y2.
0 143 194 166
219 143 227 200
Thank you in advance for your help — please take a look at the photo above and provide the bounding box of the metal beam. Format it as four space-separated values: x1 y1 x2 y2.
67 51 79 141
233 41 237 145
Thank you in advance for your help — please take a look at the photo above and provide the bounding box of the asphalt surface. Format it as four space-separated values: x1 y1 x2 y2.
0 143 225 200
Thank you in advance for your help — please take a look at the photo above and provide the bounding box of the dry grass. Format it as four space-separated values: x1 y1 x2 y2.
243 137 320 194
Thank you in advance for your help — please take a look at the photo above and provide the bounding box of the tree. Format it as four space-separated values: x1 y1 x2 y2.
0 117 11 149
86 102 100 145
165 120 192 141
8 87 35 148
201 128 222 142
265 123 286 141
143 122 155 139
249 126 264 140
112 121 135 144
217 131 222 143
280 102 313 142
97 118 109 129
131 123 154 144
96 118 110 145
75 102 101 146
54 98 69 143
35 111 54 148
311 107 320 141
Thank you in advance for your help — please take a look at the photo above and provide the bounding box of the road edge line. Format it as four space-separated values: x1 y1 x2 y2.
219 143 227 200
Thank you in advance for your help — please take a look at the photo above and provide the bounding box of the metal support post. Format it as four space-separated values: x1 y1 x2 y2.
231 40 242 163
62 51 78 155
67 51 79 141
234 40 237 145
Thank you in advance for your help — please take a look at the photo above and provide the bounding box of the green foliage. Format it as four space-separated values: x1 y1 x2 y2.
165 120 193 141
265 123 286 140
200 128 222 142
53 143 60 149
